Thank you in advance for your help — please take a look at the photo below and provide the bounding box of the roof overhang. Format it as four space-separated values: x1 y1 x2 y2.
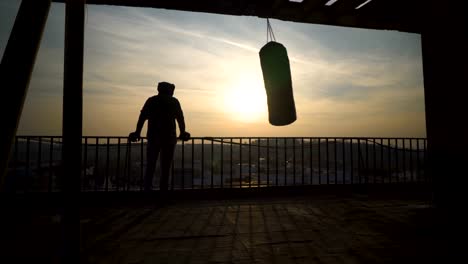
53 0 423 34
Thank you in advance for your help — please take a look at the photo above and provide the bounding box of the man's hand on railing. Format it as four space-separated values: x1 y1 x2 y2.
128 132 141 142
179 131 191 142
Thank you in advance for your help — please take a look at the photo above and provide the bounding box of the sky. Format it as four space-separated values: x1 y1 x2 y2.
0 0 426 137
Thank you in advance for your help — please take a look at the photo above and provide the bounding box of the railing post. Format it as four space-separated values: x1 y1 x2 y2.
0 0 51 189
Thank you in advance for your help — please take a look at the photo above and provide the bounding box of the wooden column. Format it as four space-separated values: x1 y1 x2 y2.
62 0 85 262
422 2 468 208
422 0 468 258
0 0 51 190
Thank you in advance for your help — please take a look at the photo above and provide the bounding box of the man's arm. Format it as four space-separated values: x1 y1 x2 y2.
135 113 146 136
175 99 186 134
131 99 149 140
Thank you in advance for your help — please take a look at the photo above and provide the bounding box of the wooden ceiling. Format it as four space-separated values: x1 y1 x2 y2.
53 0 423 33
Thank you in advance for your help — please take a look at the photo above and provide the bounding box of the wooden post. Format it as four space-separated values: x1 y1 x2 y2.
422 0 468 259
62 0 85 262
422 1 468 208
0 0 51 190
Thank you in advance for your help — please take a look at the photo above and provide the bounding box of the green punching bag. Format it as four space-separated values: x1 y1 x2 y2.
259 20 296 126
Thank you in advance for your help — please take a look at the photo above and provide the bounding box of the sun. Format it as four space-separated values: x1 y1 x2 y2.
223 74 267 122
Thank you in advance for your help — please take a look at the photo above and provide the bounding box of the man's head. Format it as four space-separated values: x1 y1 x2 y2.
157 82 175 96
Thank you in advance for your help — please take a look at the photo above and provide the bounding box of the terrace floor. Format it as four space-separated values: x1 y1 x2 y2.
4 186 451 263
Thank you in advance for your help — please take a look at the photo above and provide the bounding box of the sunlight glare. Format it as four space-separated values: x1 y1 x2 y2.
223 73 267 123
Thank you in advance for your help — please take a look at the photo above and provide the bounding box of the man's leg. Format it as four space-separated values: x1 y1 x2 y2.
159 141 176 192
145 140 160 191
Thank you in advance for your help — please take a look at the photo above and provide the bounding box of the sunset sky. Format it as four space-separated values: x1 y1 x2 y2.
0 1 426 137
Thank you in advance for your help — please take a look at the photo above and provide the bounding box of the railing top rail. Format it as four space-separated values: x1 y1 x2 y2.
15 136 428 140
13 136 428 152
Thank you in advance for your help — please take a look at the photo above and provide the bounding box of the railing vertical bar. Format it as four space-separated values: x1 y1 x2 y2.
284 138 287 186
357 139 361 185
48 137 53 192
248 138 251 188
395 138 399 184
350 139 353 184
275 138 279 186
267 138 270 187
342 138 346 184
365 138 369 184
301 138 305 185
83 137 88 191
239 138 242 188
230 138 233 188
326 138 329 185
220 139 223 188
257 137 260 188
37 137 42 186
334 138 338 184
417 139 421 182
292 138 296 186
171 140 175 189
318 139 321 185
127 139 131 191
105 138 110 191
423 139 428 183
25 137 30 192
171 149 175 191
140 139 144 191
380 138 384 184
409 139 414 182
402 139 406 183
37 137 42 190
181 140 185 190
201 138 204 189
117 138 121 191
387 138 391 184
192 138 195 189
310 138 313 185
95 138 99 191
211 138 214 189
373 139 376 184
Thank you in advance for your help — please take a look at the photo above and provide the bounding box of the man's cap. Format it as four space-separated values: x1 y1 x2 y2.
157 82 175 95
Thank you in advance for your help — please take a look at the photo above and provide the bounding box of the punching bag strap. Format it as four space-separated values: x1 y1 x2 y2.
266 18 276 43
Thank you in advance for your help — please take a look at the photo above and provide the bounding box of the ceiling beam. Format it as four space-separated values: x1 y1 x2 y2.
51 0 422 33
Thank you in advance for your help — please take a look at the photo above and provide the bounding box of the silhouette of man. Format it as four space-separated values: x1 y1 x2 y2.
129 82 189 192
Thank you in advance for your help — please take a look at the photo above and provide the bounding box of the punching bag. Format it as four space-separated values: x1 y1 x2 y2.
259 21 296 126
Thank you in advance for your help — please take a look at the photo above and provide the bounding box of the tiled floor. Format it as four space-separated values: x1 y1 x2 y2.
80 194 439 263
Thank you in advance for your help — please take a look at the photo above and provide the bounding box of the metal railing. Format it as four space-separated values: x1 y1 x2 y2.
6 136 428 192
